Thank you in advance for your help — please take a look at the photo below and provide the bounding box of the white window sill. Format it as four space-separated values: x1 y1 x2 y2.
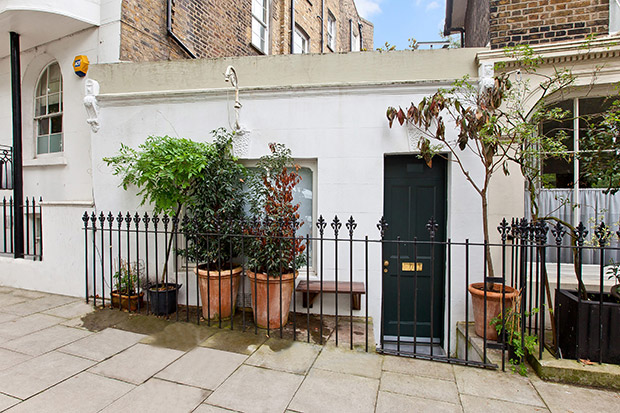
23 157 68 167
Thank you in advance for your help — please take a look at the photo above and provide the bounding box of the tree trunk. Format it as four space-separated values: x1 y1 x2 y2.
481 190 495 289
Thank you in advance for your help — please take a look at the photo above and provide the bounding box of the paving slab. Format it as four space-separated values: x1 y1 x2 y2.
380 371 460 404
139 320 217 351
156 347 247 390
289 368 379 413
194 403 239 412
10 289 49 300
100 378 209 413
376 390 462 413
0 313 63 341
200 329 267 355
459 394 549 413
1 325 92 356
89 342 184 384
453 365 546 408
382 354 455 381
0 393 20 411
531 379 620 413
0 347 31 371
245 338 321 375
42 301 95 319
59 327 147 361
0 312 18 324
5 371 134 413
0 351 95 399
0 294 79 316
0 286 15 294
313 345 383 379
207 365 304 413
0 294 27 308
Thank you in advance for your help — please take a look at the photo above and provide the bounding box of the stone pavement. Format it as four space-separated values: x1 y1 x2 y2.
0 286 619 413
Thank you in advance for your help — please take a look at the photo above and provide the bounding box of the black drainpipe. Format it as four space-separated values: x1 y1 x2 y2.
358 22 363 50
290 0 295 53
166 0 197 58
10 32 24 259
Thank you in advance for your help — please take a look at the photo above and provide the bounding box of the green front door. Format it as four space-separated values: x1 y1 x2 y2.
382 155 447 343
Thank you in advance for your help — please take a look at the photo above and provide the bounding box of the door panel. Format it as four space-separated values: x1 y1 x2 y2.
383 155 447 342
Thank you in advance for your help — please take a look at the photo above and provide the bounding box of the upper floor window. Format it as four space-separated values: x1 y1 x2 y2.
252 0 269 53
35 62 63 155
293 26 310 54
327 12 336 51
610 0 620 33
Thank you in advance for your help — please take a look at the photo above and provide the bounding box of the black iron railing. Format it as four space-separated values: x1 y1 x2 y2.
0 145 12 190
81 211 620 369
2 197 42 260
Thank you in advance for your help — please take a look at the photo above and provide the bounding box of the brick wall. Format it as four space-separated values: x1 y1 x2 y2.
490 0 609 49
120 0 373 61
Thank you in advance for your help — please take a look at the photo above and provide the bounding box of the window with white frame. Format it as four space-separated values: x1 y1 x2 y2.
350 20 360 52
610 0 620 33
251 0 269 53
35 62 63 155
327 12 336 51
293 26 310 54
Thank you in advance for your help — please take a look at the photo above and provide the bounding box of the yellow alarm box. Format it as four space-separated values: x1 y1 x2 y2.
73 55 89 77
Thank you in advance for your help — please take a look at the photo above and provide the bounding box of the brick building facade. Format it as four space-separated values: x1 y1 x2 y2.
120 0 373 62
445 0 611 49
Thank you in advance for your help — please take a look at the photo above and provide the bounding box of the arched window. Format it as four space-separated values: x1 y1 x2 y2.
34 62 63 154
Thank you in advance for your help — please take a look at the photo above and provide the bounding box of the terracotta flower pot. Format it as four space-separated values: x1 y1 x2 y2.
111 290 144 312
247 270 297 329
195 265 242 321
468 282 518 341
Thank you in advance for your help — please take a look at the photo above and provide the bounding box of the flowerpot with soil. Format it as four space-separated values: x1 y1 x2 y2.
111 290 144 311
147 283 182 315
245 143 307 329
468 282 518 340
111 259 144 312
195 264 243 320
246 270 298 329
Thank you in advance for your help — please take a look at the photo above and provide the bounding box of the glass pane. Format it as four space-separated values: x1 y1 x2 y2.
48 94 60 114
294 168 313 238
252 0 265 21
37 136 49 154
51 115 62 133
542 100 574 188
38 119 49 136
36 70 47 97
579 97 615 188
48 63 60 83
35 97 46 116
49 133 62 153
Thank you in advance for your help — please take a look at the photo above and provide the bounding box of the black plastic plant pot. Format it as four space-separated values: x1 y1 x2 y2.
556 289 620 364
147 283 182 316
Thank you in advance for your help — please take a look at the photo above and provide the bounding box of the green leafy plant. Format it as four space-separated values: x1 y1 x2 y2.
113 259 142 295
245 143 307 276
182 128 247 268
104 135 213 280
491 293 539 376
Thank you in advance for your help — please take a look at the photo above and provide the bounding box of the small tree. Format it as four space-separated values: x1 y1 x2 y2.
386 45 574 281
182 128 247 268
104 135 213 279
245 143 306 276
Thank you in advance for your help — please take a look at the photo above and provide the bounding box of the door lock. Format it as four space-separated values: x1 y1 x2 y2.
383 260 389 267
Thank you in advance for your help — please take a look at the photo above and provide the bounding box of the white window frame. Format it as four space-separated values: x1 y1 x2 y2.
327 12 336 51
34 62 63 156
251 0 269 54
350 20 360 52
293 26 310 54
610 0 620 33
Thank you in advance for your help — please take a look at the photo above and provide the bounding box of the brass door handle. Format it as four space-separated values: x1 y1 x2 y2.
383 260 389 267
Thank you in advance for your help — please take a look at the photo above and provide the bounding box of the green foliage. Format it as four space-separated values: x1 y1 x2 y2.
103 135 213 215
113 259 141 294
245 143 307 276
181 128 247 267
491 296 539 376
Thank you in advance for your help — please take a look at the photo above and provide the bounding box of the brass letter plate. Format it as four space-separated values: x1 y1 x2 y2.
402 262 423 272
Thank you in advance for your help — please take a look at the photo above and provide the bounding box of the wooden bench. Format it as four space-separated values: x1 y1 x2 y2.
296 280 366 310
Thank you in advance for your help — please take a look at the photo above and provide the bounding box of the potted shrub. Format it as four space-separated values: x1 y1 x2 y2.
182 128 247 321
104 135 211 314
245 143 306 329
111 259 144 311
